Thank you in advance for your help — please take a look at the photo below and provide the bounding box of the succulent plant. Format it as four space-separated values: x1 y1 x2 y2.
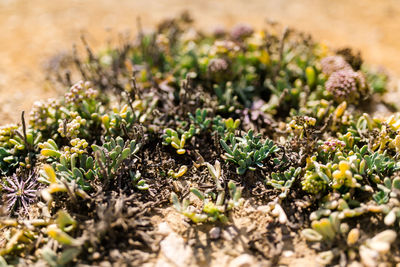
360 230 397 266
188 108 211 133
130 170 149 190
364 151 400 181
171 180 243 223
302 212 340 242
162 126 195 154
373 177 400 206
0 148 17 175
220 130 279 174
102 96 158 136
268 167 302 199
213 82 240 113
206 160 223 190
168 165 188 179
92 137 141 180
101 104 138 136
212 116 240 140
0 123 42 174
39 164 89 208
39 138 93 190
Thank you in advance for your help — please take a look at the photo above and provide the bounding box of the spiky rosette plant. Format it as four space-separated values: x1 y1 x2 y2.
220 130 279 175
0 173 38 213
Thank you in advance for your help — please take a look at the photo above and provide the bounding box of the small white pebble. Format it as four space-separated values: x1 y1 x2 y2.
256 205 270 213
229 254 255 267
158 222 172 236
209 227 221 240
282 250 294 257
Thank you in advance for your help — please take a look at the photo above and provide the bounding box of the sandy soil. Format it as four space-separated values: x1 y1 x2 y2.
1 0 400 123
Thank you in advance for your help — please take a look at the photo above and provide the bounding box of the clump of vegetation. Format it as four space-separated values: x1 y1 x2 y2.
1 12 400 266
0 173 38 213
220 130 279 174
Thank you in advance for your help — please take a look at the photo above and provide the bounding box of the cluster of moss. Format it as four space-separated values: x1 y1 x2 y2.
0 12 399 266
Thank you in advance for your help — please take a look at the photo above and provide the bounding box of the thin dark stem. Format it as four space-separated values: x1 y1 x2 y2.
21 111 29 150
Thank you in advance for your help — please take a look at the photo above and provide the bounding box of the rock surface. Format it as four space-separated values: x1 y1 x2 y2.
159 232 193 267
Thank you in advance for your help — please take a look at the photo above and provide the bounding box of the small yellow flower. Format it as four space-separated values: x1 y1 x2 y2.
391 135 400 153
259 50 270 65
334 102 347 119
332 161 351 180
386 114 400 131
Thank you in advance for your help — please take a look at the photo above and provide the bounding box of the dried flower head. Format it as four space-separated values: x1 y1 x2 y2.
321 138 346 153
29 98 60 130
242 99 271 125
1 173 38 213
212 26 227 38
208 58 229 74
57 113 86 138
207 58 230 83
211 40 240 55
288 116 316 131
325 69 367 104
336 47 363 70
320 55 351 76
65 80 98 104
230 23 254 40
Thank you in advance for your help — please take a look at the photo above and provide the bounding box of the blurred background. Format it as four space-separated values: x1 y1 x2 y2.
1 0 400 123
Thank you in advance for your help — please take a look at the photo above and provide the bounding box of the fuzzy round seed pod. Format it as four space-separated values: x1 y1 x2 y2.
230 23 254 40
325 69 368 104
320 56 352 76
